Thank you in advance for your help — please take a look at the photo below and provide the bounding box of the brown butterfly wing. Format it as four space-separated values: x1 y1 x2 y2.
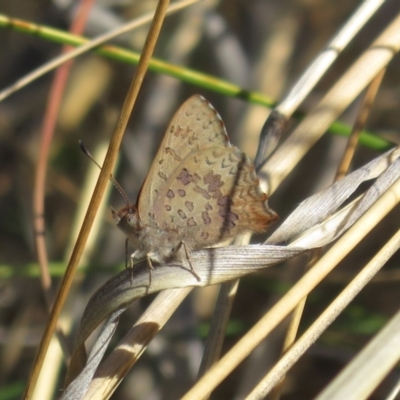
152 146 278 249
138 95 230 223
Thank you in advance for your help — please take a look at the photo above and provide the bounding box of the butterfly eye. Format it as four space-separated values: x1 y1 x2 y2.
126 213 136 226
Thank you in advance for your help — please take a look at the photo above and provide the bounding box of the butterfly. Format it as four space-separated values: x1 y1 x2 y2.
112 95 278 281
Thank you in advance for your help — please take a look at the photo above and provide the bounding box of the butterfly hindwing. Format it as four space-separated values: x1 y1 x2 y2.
152 146 277 248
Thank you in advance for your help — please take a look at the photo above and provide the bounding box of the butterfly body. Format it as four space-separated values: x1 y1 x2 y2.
113 95 278 273
112 204 183 264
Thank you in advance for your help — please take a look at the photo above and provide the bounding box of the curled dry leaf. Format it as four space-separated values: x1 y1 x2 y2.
64 146 400 397
268 147 400 245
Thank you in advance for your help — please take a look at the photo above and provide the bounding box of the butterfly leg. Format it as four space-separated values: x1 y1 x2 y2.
125 238 130 269
128 249 153 287
176 241 200 281
146 255 154 287
126 239 136 284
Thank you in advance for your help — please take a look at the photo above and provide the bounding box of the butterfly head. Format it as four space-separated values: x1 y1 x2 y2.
112 204 142 236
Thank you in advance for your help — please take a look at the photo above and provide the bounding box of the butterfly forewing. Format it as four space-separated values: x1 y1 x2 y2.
138 95 230 223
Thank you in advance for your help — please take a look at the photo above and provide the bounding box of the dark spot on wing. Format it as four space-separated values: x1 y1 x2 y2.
187 217 197 226
185 201 194 211
178 209 186 219
202 211 211 225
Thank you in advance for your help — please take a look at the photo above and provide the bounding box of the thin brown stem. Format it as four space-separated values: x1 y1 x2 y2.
23 1 171 398
335 68 386 182
32 0 95 363
34 0 94 309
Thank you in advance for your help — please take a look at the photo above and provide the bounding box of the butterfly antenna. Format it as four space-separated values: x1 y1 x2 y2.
79 141 131 207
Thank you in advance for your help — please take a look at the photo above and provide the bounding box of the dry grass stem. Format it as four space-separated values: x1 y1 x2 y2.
181 176 400 400
315 307 400 400
246 228 400 399
81 288 192 399
197 279 240 379
0 0 198 103
23 1 172 398
269 65 387 400
277 0 385 118
335 68 386 182
254 0 387 168
262 13 400 194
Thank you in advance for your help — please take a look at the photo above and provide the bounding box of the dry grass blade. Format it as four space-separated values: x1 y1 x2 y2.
277 0 386 118
315 308 400 400
66 245 304 379
23 1 172 398
386 379 400 400
261 13 400 194
183 180 400 400
255 0 385 166
181 176 400 399
267 148 400 245
61 308 125 399
246 228 400 399
269 67 387 400
81 289 192 399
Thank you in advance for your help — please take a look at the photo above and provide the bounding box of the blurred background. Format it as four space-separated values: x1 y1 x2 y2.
0 0 400 399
